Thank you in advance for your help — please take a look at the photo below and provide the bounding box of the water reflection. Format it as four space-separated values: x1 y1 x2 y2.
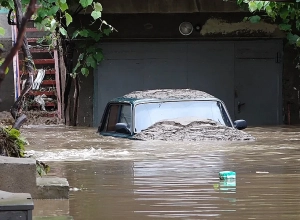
23 126 300 219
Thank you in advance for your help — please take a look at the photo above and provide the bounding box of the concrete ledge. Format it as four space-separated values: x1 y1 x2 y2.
35 178 69 199
0 156 36 194
0 156 69 199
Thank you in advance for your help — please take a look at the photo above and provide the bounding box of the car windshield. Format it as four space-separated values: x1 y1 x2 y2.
134 100 232 133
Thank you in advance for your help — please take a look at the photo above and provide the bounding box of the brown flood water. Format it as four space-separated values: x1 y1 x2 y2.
23 126 300 220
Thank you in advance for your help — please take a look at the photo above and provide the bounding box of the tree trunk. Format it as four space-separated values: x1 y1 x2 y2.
10 0 35 127
72 75 80 126
58 37 66 120
62 40 75 125
0 0 36 89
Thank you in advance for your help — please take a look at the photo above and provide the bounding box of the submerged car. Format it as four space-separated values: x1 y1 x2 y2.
97 89 247 138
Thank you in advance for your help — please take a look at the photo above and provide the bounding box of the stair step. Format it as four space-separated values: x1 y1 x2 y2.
34 59 55 64
27 38 38 42
19 59 55 65
26 27 44 32
19 69 56 75
29 91 56 96
19 48 53 53
42 80 56 85
31 102 56 107
21 80 56 86
36 177 69 199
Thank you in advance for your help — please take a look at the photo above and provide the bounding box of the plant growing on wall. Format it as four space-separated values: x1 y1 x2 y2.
0 0 115 126
227 0 300 65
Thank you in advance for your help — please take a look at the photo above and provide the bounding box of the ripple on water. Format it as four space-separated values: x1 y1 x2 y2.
26 147 131 161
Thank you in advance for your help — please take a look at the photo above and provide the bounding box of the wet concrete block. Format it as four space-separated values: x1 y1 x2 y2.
0 190 34 220
0 156 36 194
35 178 69 199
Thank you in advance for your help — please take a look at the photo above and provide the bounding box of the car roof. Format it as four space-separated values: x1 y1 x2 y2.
109 89 221 105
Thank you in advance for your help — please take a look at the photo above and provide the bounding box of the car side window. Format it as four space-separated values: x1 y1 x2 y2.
119 105 132 128
102 104 132 133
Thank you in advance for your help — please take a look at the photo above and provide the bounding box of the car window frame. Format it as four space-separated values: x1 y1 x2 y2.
99 102 133 136
132 99 234 133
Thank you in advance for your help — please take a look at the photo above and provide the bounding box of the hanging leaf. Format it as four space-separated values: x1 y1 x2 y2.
72 30 80 39
86 55 96 68
8 0 14 9
296 38 300 47
249 1 257 12
279 7 289 19
93 52 104 62
256 1 263 11
73 62 81 73
278 23 291 31
91 11 101 20
0 27 5 36
59 27 68 36
60 2 68 12
93 2 103 11
5 67 9 74
49 6 59 15
79 29 89 37
37 8 48 18
78 53 84 61
287 32 299 45
249 15 261 23
65 12 73 26
79 0 93 8
296 20 300 31
50 19 57 32
81 67 89 76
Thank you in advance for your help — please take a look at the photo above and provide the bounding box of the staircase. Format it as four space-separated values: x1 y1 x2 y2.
12 21 61 118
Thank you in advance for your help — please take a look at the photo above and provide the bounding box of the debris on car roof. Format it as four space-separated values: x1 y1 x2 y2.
123 89 215 100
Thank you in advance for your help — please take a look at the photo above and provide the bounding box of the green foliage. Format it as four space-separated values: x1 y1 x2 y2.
0 0 115 77
36 160 50 177
0 27 5 36
0 126 50 176
72 47 103 76
0 58 9 74
1 126 27 157
249 15 261 23
231 0 300 67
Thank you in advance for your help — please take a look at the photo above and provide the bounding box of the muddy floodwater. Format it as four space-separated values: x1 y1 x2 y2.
23 126 300 220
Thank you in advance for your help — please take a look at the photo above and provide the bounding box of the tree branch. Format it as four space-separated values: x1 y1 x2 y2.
0 0 37 88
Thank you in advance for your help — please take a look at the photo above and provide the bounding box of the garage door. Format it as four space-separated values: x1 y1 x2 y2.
94 40 283 126
94 41 235 126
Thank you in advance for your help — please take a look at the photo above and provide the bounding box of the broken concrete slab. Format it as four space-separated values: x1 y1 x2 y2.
35 178 69 199
0 156 69 199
